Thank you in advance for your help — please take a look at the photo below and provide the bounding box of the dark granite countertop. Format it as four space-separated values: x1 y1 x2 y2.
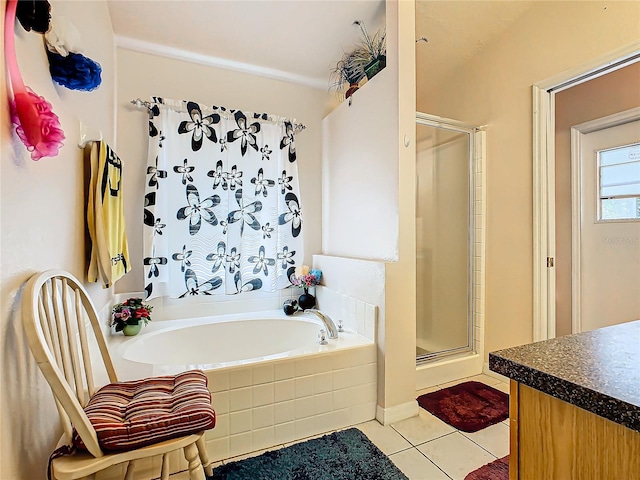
489 320 640 432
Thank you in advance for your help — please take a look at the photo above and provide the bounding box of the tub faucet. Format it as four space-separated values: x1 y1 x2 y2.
303 309 339 339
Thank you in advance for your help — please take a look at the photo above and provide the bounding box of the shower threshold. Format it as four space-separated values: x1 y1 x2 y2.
416 345 474 365
416 346 432 356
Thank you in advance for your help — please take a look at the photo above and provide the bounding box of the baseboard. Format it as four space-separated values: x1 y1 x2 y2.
416 353 483 390
483 362 509 383
376 400 419 425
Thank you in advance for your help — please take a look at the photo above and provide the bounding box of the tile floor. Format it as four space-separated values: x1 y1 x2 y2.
169 374 510 480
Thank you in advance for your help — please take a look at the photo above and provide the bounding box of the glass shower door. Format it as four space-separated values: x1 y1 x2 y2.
416 119 474 361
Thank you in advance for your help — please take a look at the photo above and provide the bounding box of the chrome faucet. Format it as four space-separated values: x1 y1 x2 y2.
282 300 339 339
302 309 339 339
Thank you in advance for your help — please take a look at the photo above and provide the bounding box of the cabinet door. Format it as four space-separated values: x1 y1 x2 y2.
515 383 640 479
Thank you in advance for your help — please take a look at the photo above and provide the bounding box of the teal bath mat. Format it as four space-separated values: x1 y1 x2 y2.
210 427 408 480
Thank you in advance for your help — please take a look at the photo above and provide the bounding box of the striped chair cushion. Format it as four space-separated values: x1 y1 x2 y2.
74 370 216 452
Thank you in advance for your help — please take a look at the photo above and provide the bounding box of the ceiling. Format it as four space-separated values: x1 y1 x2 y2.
107 0 386 88
415 1 535 95
107 0 534 91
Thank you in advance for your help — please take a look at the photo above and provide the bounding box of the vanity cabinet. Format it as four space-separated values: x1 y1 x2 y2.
490 320 640 480
508 380 639 479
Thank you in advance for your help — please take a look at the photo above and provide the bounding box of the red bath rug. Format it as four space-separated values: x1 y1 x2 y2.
464 455 509 480
417 381 508 433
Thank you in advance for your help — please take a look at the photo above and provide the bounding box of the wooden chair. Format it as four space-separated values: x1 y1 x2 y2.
22 270 216 480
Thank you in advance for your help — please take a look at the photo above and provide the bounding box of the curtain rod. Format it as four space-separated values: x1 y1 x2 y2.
130 98 306 133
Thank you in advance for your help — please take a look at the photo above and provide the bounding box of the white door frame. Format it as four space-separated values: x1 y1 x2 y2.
532 41 640 342
570 108 640 334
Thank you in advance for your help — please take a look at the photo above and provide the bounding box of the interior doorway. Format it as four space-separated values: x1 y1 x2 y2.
571 113 640 333
554 64 640 336
533 47 640 341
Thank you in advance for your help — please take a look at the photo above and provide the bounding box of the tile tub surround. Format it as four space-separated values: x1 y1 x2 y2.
314 285 378 341
489 320 640 432
204 344 377 461
103 309 378 469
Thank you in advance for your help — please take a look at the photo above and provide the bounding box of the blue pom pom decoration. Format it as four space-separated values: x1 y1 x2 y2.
47 50 102 91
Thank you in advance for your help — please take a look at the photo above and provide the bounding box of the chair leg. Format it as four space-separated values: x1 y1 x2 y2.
160 453 170 480
196 435 214 477
184 442 206 480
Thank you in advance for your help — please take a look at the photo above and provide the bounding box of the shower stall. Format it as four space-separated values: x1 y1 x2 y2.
415 113 482 364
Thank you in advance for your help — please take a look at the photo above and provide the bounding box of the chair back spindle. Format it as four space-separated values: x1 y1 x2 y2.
23 270 115 457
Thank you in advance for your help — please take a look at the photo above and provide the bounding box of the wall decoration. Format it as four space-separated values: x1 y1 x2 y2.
4 0 64 160
353 20 386 81
47 50 102 91
45 15 102 91
329 20 387 102
16 0 50 33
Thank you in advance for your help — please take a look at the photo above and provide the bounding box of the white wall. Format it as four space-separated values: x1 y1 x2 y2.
0 2 116 478
322 67 399 261
115 47 327 297
320 1 416 419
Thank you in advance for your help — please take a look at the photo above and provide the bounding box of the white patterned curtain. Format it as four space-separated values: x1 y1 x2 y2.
143 97 303 300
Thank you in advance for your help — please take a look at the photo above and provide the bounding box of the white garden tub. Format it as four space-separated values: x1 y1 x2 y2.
106 309 377 464
110 310 371 376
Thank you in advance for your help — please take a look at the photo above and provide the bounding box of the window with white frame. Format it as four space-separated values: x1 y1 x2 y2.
598 143 640 221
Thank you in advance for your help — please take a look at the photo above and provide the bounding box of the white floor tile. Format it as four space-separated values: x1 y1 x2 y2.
416 375 501 398
493 382 510 394
283 431 333 447
415 380 461 397
418 432 496 480
391 409 455 446
461 422 510 458
222 447 276 464
356 420 413 455
462 374 502 386
389 448 451 480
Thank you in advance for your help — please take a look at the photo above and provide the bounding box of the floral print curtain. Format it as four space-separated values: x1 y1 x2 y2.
143 97 303 300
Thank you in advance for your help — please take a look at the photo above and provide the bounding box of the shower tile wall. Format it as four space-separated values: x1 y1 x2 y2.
473 133 486 361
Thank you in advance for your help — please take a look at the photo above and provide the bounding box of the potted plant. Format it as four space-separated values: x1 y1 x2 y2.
329 50 367 100
353 20 386 80
110 297 153 336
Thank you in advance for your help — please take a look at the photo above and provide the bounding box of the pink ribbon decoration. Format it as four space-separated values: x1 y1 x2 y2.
5 0 64 161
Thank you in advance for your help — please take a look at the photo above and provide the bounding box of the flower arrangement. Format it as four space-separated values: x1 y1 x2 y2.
110 298 153 332
292 265 322 290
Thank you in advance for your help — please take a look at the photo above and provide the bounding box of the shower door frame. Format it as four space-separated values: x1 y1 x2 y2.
415 113 480 364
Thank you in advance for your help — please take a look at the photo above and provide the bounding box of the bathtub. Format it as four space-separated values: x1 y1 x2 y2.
107 309 378 467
